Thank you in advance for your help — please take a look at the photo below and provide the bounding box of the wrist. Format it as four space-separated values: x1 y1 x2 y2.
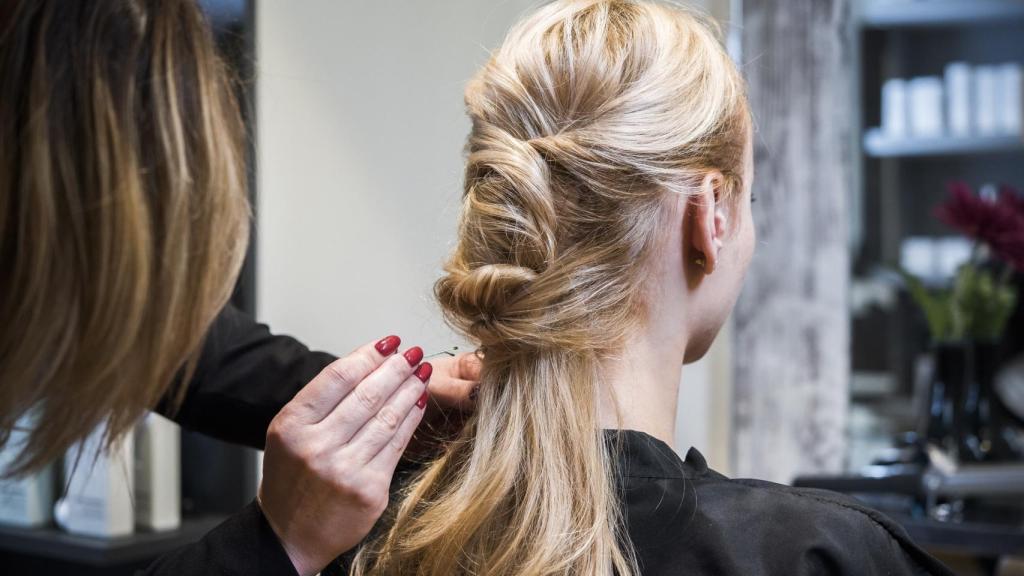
255 494 327 576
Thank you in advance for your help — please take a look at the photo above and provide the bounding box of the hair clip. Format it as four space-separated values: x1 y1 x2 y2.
425 346 461 359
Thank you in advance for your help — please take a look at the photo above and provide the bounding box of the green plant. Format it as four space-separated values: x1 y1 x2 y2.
902 183 1022 343
903 266 1017 342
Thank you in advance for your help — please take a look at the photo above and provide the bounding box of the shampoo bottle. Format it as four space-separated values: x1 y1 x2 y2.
0 415 54 527
134 412 181 531
54 424 134 538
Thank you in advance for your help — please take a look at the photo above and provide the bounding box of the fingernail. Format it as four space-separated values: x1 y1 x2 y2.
416 389 430 409
375 335 401 356
404 346 424 366
414 362 433 382
469 385 480 401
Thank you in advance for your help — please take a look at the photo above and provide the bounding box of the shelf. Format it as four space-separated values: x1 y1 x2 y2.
861 0 1024 28
863 128 1024 157
0 516 226 566
891 514 1024 557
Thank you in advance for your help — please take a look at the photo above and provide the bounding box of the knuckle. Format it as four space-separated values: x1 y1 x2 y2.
266 417 298 451
325 360 360 388
266 418 284 444
293 439 321 464
330 469 357 494
328 464 386 507
329 459 362 491
371 495 389 516
388 433 409 454
354 485 388 516
375 405 401 430
354 386 381 411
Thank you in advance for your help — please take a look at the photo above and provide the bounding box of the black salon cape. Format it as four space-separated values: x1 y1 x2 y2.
328 432 952 576
142 305 953 576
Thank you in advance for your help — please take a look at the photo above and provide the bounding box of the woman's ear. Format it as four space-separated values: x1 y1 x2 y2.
688 171 727 274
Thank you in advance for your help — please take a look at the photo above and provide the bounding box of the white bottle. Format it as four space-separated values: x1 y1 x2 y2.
881 78 908 138
908 76 945 138
134 413 181 531
997 63 1022 136
944 62 972 137
0 416 54 527
54 424 134 538
975 65 1000 136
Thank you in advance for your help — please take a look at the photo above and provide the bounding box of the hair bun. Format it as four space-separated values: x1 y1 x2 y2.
436 263 541 348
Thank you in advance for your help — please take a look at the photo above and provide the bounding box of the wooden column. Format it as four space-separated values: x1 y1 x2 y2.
731 0 854 482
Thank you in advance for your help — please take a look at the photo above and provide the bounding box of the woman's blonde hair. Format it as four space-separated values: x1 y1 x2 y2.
353 1 749 574
0 0 249 475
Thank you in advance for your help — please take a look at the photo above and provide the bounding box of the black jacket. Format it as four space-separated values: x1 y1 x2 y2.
145 304 333 576
146 305 952 575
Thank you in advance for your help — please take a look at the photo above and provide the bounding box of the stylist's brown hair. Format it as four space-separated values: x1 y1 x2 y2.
0 0 249 475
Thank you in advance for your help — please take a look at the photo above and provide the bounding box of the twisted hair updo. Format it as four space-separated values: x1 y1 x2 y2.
435 0 748 357
353 2 749 574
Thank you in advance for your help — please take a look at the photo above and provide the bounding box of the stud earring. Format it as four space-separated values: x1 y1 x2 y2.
693 253 706 269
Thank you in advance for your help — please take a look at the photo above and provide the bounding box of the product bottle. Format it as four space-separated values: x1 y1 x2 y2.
0 416 54 527
134 412 181 531
54 424 134 538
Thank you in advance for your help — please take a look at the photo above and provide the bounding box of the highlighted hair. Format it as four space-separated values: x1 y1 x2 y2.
0 0 248 474
353 1 748 574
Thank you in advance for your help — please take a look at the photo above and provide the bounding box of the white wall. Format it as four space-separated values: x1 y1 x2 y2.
256 0 733 466
257 0 539 356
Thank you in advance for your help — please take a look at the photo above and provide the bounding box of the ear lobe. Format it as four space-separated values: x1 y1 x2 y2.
689 172 723 274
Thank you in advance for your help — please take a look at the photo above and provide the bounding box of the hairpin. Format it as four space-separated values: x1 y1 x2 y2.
425 346 461 359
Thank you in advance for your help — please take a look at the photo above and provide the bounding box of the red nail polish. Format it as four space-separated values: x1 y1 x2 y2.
375 335 401 356
404 346 424 366
416 389 430 409
414 362 432 382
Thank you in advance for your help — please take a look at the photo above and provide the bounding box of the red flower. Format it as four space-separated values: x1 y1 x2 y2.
998 232 1024 271
1001 185 1024 218
936 182 1024 271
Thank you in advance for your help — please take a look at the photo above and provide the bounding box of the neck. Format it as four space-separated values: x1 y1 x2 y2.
597 325 684 451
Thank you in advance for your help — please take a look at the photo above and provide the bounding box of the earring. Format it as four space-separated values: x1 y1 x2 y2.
693 253 707 270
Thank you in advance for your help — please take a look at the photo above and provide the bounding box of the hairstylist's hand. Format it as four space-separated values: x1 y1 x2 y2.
424 352 481 410
404 351 481 459
258 335 432 576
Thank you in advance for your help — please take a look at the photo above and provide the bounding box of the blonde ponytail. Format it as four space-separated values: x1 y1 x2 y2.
351 1 749 574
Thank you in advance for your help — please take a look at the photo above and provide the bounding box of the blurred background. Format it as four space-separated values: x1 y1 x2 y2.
1 0 1022 574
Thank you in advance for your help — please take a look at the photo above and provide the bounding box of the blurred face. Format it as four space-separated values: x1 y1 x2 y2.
681 130 756 363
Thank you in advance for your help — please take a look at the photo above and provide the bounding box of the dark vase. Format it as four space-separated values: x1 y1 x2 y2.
924 342 965 452
935 341 1023 463
953 342 988 462
969 342 1022 462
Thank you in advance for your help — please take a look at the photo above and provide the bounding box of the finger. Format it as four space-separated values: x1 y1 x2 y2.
429 377 478 411
286 335 402 423
367 383 429 473
320 346 424 444
345 363 431 465
427 353 480 411
456 352 482 381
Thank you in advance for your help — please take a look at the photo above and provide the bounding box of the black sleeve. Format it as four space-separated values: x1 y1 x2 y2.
155 303 337 450
784 487 956 576
721 480 955 576
139 501 298 576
